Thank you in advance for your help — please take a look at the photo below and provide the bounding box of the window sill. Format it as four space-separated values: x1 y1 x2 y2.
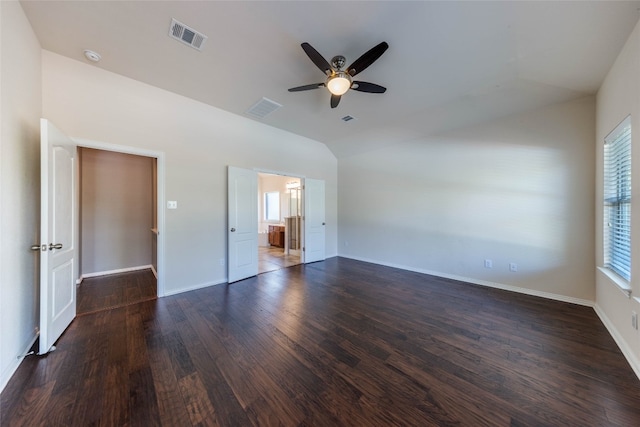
598 267 632 297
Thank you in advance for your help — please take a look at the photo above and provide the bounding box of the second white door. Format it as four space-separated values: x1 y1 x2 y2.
227 166 258 282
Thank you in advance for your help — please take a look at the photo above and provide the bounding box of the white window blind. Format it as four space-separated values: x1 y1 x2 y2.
604 117 631 281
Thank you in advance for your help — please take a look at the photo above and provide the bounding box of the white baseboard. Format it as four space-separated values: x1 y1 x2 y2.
338 254 594 307
0 331 39 394
162 278 228 296
150 265 158 279
594 304 640 381
77 265 153 284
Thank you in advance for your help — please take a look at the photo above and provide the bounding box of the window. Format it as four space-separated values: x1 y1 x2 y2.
264 191 280 221
604 117 631 281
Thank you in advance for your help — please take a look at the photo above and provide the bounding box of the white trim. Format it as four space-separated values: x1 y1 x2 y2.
78 265 153 282
597 266 632 298
255 168 305 179
594 304 640 381
150 265 158 279
339 254 594 307
72 138 166 297
163 278 227 296
0 331 39 393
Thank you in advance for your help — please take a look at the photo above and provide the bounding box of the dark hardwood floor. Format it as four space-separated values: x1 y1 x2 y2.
76 269 157 315
2 257 640 426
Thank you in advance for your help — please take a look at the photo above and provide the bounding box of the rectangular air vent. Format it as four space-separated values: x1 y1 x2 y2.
341 115 356 122
246 97 283 119
169 18 207 51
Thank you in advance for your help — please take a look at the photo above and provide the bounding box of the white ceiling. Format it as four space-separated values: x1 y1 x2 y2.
20 1 640 158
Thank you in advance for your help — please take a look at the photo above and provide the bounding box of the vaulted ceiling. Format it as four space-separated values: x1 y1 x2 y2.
20 1 640 157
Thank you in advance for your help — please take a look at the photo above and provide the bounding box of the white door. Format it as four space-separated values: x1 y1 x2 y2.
39 119 77 355
304 178 326 264
228 166 258 282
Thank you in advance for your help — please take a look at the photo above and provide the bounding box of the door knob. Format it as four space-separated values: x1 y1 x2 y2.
49 243 63 250
230 228 236 232
31 244 45 251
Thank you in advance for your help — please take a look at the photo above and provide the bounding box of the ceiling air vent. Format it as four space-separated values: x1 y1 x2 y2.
246 98 283 119
169 18 207 51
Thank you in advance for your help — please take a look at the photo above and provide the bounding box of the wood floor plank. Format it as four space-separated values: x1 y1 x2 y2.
147 346 193 427
178 372 218 427
3 381 56 427
2 257 640 426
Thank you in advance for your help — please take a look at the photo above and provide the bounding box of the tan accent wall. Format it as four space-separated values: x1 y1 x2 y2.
79 148 153 275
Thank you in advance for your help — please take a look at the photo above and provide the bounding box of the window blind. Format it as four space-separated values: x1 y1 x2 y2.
604 117 631 281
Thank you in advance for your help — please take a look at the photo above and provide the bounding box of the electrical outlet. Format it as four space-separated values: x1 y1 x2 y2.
484 259 492 269
509 262 518 272
632 311 638 330
219 258 225 266
344 241 349 247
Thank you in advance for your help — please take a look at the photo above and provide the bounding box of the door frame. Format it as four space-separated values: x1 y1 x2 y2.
73 138 166 296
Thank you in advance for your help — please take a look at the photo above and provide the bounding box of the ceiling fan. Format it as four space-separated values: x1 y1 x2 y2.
288 41 389 108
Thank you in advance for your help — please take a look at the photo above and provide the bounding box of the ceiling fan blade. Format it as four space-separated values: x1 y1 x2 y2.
330 94 341 108
288 83 324 92
347 41 389 77
351 81 387 94
301 42 332 75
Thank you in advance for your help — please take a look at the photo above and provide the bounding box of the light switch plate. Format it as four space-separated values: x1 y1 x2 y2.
167 200 177 209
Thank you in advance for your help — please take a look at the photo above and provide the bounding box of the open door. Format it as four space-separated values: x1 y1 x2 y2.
304 178 325 264
228 166 258 282
38 119 77 355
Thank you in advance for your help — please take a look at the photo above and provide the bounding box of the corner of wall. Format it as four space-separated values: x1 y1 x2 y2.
594 302 640 380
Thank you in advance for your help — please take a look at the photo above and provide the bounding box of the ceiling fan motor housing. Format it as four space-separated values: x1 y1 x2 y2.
331 55 346 70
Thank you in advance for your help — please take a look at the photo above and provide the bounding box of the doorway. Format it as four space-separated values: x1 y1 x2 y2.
75 145 163 313
258 172 302 274
228 166 324 283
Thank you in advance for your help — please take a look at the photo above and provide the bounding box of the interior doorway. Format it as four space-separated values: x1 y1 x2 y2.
257 172 302 274
228 166 323 283
76 147 159 313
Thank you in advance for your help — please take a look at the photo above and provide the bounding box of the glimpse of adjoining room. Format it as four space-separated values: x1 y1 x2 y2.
258 173 302 274
77 148 158 315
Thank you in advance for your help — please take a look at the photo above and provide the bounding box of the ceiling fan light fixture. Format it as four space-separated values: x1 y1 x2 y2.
326 72 352 96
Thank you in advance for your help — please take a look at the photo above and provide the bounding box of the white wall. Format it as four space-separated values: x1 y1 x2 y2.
41 51 338 296
79 148 153 276
339 96 595 304
595 19 640 378
0 1 42 391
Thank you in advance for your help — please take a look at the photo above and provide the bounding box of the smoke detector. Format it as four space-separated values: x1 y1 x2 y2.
83 49 101 62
